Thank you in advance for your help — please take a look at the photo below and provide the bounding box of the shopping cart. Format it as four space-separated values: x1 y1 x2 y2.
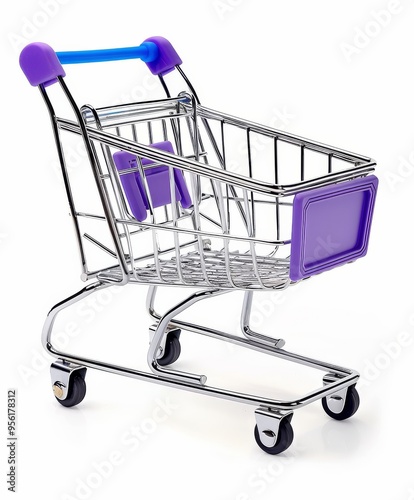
20 37 378 454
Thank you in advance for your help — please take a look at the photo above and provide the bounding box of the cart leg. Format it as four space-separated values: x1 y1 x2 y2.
42 281 112 405
146 287 360 411
241 291 285 348
147 286 230 385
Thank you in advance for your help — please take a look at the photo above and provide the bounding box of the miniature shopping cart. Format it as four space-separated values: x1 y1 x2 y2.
20 37 378 454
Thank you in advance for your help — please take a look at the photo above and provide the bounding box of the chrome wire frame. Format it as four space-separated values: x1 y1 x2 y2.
36 67 372 415
50 93 375 289
42 281 359 411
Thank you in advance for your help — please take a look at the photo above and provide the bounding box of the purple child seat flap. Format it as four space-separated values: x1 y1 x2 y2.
113 141 192 222
289 175 379 281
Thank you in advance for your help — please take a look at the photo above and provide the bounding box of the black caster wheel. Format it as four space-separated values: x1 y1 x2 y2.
322 384 360 421
157 330 181 366
254 416 294 455
54 372 87 408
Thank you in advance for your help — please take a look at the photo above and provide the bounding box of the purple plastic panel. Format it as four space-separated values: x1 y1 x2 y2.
289 176 379 281
19 42 66 86
113 141 192 221
113 151 147 221
143 36 182 76
141 141 192 208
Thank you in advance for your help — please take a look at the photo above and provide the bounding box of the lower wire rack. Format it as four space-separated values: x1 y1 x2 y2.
103 250 291 289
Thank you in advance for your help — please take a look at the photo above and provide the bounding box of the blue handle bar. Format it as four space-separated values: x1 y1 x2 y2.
20 37 180 86
56 42 159 64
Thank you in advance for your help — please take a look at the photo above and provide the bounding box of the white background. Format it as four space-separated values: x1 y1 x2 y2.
1 1 414 499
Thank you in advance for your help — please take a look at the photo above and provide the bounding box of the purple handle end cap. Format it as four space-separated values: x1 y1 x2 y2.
20 42 65 86
143 36 182 76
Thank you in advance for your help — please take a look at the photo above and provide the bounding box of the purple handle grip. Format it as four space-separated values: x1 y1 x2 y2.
19 42 66 87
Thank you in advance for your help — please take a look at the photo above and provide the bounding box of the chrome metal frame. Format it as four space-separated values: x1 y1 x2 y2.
33 60 374 448
46 82 375 289
42 281 359 412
